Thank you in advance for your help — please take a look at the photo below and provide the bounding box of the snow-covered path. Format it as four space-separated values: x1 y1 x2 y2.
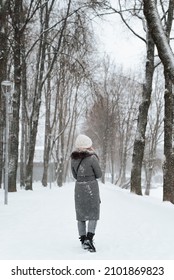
0 182 174 260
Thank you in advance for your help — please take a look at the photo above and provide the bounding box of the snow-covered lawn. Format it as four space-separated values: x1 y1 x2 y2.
0 181 174 260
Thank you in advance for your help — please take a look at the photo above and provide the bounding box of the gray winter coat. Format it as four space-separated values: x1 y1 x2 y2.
71 150 102 221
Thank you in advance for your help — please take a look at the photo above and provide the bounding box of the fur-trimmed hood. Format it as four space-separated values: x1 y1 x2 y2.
71 150 98 160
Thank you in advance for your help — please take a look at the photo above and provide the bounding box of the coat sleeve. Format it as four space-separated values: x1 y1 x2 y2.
91 155 102 179
71 160 77 179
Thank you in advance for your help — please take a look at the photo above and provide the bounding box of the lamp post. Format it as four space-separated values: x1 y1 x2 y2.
1 80 12 205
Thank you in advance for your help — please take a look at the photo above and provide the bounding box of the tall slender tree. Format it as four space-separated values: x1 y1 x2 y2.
130 29 155 195
143 0 174 203
0 0 8 187
7 0 23 192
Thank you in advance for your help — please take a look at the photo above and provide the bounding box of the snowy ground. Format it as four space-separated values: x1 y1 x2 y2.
0 180 174 260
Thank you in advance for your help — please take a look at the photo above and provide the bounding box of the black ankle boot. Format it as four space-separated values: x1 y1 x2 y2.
79 235 86 248
84 232 96 252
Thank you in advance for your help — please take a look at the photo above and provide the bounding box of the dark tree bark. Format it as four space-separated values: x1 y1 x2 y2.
130 30 155 195
0 34 7 188
0 0 8 187
20 45 28 187
143 0 174 203
8 0 23 192
42 78 51 187
163 71 174 203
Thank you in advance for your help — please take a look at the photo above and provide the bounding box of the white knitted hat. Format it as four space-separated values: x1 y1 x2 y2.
75 134 92 149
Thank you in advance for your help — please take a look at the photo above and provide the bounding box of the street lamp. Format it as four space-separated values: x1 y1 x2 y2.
1 80 12 205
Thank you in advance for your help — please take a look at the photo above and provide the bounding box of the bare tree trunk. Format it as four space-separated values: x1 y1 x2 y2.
163 71 174 202
8 0 23 192
110 136 115 184
56 84 65 187
101 137 108 184
144 159 153 196
143 0 174 202
42 139 51 187
120 143 127 186
42 107 51 187
57 156 64 187
101 102 109 184
20 44 28 187
130 30 154 195
63 90 78 182
42 52 52 187
120 117 131 186
0 8 8 187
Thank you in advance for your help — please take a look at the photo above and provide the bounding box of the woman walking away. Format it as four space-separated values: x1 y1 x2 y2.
71 134 102 252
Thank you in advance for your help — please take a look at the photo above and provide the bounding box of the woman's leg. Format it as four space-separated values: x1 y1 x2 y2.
77 221 86 236
78 221 87 246
87 220 97 234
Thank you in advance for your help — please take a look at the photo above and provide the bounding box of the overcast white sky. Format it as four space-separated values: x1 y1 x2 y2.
93 14 146 72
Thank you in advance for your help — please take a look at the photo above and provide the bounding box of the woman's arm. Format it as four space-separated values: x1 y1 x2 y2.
91 155 102 179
